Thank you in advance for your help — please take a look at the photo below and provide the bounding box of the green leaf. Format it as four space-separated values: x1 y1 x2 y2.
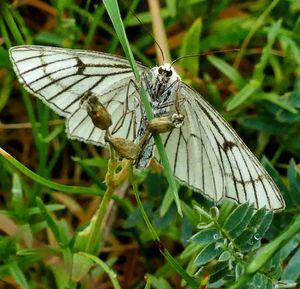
253 92 298 113
0 47 11 69
226 20 282 111
282 248 300 280
161 249 199 288
71 253 93 282
249 207 268 229
218 200 237 226
226 80 259 111
255 211 273 238
160 186 174 217
247 214 300 274
279 34 300 66
287 159 300 206
50 263 70 289
194 243 222 266
234 208 268 248
209 261 230 282
229 204 254 239
234 228 256 249
36 197 62 244
218 251 231 262
180 242 202 260
81 252 122 289
253 20 282 82
240 115 287 134
180 17 202 75
223 202 251 233
147 275 173 289
8 261 30 289
207 55 245 88
190 228 221 245
11 173 24 218
261 157 288 197
0 147 102 196
123 201 153 229
250 273 273 289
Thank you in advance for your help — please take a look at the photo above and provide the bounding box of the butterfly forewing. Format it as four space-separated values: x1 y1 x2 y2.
9 45 149 146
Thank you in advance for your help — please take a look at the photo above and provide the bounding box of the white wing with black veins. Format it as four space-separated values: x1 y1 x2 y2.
159 83 285 210
9 45 150 146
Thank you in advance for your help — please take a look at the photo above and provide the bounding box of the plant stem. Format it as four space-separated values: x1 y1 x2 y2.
85 146 118 253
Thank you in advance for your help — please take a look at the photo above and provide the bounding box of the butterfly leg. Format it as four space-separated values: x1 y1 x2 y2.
111 78 140 136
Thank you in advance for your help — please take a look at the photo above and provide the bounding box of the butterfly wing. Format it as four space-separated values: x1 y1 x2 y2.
158 83 285 210
9 45 149 145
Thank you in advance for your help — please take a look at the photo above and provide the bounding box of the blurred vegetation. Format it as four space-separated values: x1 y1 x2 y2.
0 0 300 288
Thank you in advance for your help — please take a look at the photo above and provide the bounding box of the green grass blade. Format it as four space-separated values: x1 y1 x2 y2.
80 252 122 289
0 147 102 196
103 0 181 215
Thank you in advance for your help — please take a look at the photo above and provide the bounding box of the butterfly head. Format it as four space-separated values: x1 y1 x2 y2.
154 63 180 84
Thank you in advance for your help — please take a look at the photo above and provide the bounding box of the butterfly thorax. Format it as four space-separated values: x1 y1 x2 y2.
135 64 182 168
151 63 180 100
150 64 180 116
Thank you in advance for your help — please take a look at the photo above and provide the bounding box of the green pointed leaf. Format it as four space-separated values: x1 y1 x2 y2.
227 20 282 111
223 202 251 232
8 261 30 289
255 211 273 238
282 248 300 280
36 197 61 244
190 228 221 245
194 243 222 266
249 207 268 228
180 17 202 75
72 253 93 282
287 159 300 206
218 251 231 262
229 204 254 238
207 55 245 87
147 275 173 289
234 228 256 249
226 80 259 111
11 173 24 218
81 252 122 289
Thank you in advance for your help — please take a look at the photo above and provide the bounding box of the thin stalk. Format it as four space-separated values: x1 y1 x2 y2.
234 0 280 68
131 172 160 241
85 146 118 253
147 0 171 64
0 147 102 196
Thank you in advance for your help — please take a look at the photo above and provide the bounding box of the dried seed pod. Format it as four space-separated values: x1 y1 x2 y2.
148 116 174 133
81 93 112 130
148 113 184 133
106 135 141 160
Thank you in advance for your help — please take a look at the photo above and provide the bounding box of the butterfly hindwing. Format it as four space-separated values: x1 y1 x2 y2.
163 83 284 210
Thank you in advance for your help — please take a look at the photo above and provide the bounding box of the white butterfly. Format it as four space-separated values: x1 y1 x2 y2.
9 45 285 210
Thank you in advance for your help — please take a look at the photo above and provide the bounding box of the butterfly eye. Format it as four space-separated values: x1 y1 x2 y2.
166 69 172 77
158 67 163 74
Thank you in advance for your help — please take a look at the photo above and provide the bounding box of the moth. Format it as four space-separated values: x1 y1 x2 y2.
9 45 285 210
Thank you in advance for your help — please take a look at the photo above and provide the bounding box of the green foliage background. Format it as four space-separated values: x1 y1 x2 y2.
0 0 300 288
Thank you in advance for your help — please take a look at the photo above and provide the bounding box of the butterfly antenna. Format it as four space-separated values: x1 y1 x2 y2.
127 9 165 64
171 48 240 65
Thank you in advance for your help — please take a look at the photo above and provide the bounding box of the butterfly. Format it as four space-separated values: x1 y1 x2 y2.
9 45 285 210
